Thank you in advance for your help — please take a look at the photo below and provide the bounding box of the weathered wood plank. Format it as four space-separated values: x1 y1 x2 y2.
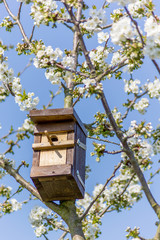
34 121 75 134
30 164 72 178
32 140 75 150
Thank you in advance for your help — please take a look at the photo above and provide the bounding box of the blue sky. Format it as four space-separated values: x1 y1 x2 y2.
0 0 160 239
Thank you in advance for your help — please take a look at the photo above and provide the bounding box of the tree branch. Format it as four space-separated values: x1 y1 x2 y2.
80 161 122 220
100 91 160 218
99 173 136 217
124 6 160 75
0 158 67 217
2 0 30 44
122 90 148 120
88 135 120 146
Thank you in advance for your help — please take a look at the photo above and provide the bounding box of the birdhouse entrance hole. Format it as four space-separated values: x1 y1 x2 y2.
51 135 58 142
39 133 67 167
29 108 87 201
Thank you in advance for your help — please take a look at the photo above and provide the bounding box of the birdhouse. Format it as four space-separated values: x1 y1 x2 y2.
29 108 87 202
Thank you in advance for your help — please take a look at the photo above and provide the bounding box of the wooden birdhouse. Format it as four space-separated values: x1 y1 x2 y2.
29 108 87 202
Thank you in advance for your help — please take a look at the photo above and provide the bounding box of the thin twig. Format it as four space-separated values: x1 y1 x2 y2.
88 136 120 146
17 59 33 77
58 231 68 240
148 168 160 184
124 6 144 46
43 234 49 240
54 62 88 77
17 2 23 20
72 93 82 107
104 150 123 154
99 173 136 217
80 161 122 220
45 86 62 109
29 25 35 41
122 90 148 120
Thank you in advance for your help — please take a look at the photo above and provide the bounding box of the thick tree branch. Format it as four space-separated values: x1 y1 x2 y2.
0 158 68 217
100 91 160 218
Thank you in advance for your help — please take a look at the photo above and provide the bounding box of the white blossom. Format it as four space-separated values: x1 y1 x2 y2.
45 67 61 84
31 0 58 26
62 56 75 70
111 52 125 65
18 118 34 132
124 79 140 94
144 16 160 59
147 78 160 98
97 31 109 44
0 47 4 55
107 0 137 6
10 199 22 211
34 225 46 237
81 8 107 33
134 98 149 114
111 17 135 45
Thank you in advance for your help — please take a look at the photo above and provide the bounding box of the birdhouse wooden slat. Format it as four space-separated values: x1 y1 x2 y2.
29 108 87 202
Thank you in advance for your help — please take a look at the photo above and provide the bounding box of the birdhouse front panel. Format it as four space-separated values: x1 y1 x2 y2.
39 133 67 166
29 108 87 202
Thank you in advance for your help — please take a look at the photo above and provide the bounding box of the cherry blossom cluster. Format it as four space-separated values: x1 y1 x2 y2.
29 206 52 237
147 78 160 99
0 198 22 215
111 17 137 45
97 31 109 44
107 0 137 6
134 98 149 114
128 0 150 18
122 120 153 168
30 0 58 26
85 46 109 71
33 45 63 69
144 16 160 59
111 51 126 66
80 8 107 33
0 16 14 32
33 44 77 85
0 54 39 111
77 166 142 239
18 118 34 133
124 79 140 94
29 206 64 237
78 78 103 98
126 226 140 239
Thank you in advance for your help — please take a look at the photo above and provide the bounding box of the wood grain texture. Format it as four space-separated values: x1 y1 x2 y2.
30 164 72 178
32 140 74 151
30 108 87 201
34 121 75 134
29 108 87 136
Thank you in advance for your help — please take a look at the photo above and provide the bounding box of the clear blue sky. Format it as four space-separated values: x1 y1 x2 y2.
0 1 160 239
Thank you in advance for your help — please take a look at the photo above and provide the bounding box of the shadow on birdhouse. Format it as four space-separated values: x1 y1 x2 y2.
29 108 87 202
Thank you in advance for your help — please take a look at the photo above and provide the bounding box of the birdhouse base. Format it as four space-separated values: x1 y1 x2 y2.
30 164 84 201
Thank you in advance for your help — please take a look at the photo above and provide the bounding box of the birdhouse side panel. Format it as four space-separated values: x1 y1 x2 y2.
73 123 86 195
75 124 86 182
